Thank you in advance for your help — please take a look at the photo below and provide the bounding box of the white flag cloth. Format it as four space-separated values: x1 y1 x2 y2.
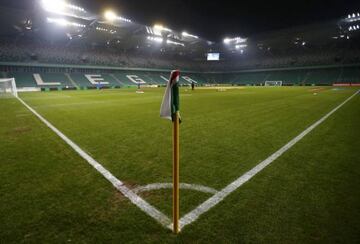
160 70 180 121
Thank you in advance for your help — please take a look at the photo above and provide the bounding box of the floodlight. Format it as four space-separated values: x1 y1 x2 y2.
224 37 247 44
223 38 231 44
104 10 117 21
42 0 66 13
167 40 185 46
96 27 116 33
42 0 86 17
147 36 163 43
47 17 68 26
182 32 199 39
154 24 163 30
58 18 68 26
47 17 86 28
67 4 85 12
153 28 162 36
104 10 132 23
235 44 247 49
234 37 247 44
154 24 172 32
118 16 131 23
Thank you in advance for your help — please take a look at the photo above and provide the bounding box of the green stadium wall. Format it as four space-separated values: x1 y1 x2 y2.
0 62 359 88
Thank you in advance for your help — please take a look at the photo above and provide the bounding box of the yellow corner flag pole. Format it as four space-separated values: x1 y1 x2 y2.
173 111 180 234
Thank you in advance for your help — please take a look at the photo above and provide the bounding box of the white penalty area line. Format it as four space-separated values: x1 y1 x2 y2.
177 89 360 231
17 97 172 227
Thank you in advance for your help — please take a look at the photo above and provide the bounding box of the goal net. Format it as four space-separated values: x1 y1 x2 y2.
264 81 283 86
0 78 18 98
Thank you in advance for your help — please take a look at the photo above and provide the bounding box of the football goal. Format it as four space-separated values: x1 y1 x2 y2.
264 80 283 86
0 78 18 98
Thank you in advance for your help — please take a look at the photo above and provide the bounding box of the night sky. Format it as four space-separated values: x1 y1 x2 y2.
2 0 360 41
83 0 360 40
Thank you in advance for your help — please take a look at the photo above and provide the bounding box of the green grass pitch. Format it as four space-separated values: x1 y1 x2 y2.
0 87 359 243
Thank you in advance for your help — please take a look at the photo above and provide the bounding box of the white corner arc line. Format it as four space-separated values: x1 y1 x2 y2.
133 183 218 195
17 97 171 227
177 90 359 230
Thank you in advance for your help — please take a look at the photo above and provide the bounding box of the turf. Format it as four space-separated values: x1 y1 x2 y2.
0 86 359 243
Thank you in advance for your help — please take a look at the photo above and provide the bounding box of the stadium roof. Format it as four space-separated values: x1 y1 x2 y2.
0 0 359 58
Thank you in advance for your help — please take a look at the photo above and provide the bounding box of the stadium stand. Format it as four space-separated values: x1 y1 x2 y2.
1 39 360 72
0 4 359 88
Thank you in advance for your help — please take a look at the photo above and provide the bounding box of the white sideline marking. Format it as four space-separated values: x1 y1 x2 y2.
24 95 72 100
33 101 106 108
177 90 359 230
17 97 171 227
134 183 218 195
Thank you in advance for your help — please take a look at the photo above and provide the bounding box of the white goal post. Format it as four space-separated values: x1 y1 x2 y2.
264 80 283 86
0 78 18 98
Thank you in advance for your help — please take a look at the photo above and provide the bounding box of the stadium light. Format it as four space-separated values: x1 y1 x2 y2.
223 38 231 44
147 36 163 43
118 16 132 23
42 0 86 14
167 40 185 46
104 10 117 21
104 10 132 23
182 31 199 39
224 37 247 44
235 44 247 49
346 11 360 23
42 0 66 13
153 24 172 32
96 27 117 34
67 4 85 12
348 25 360 31
47 17 86 28
234 37 247 44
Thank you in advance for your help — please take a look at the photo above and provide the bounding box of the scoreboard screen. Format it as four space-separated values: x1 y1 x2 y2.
207 53 220 61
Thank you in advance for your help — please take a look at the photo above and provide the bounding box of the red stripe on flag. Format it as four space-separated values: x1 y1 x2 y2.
170 70 180 84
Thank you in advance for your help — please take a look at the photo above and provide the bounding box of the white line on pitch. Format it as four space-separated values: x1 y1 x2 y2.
177 89 359 231
133 183 218 195
17 97 171 227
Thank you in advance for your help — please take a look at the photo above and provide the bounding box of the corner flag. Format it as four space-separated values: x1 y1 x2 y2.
160 70 180 122
160 70 181 234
